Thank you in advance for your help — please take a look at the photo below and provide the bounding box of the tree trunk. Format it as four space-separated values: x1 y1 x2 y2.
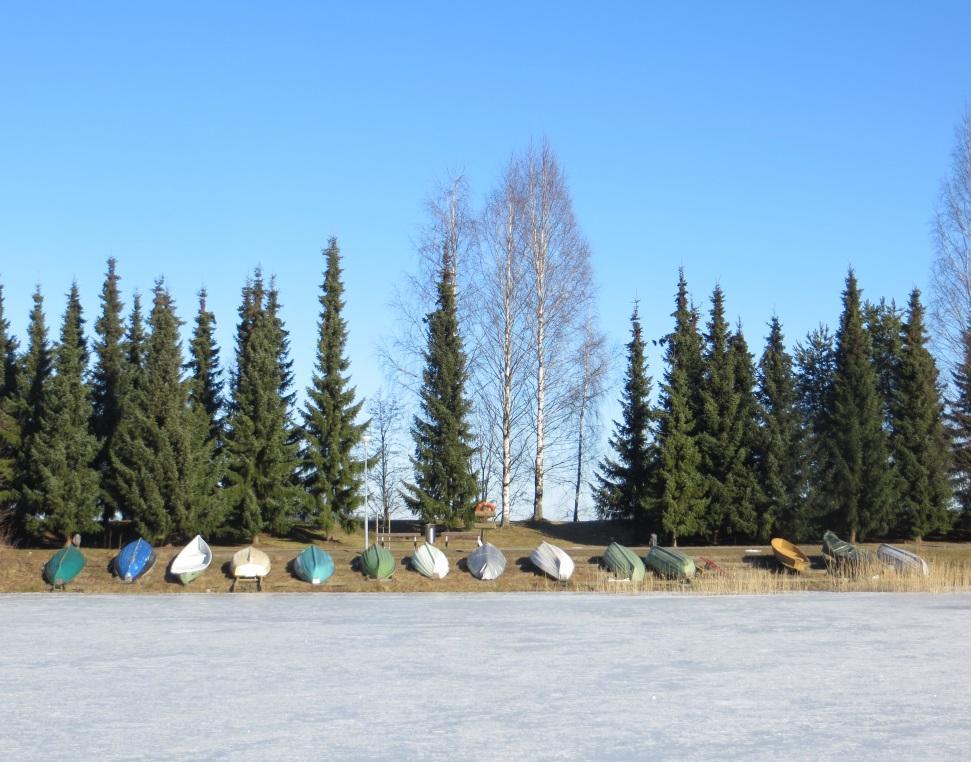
573 397 586 523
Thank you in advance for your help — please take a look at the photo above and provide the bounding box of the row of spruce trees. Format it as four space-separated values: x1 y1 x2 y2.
596 268 960 545
0 240 367 544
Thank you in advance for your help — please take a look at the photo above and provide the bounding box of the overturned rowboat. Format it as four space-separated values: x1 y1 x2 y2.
170 534 213 584
601 542 645 582
644 545 695 580
467 540 506 580
410 542 449 579
877 543 929 576
361 543 395 580
530 542 575 582
44 545 85 589
822 530 874 572
231 546 271 591
114 538 157 583
293 545 335 585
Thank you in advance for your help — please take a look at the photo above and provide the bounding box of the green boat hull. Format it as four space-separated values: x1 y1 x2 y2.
822 530 874 569
361 543 395 579
645 545 695 579
43 546 85 587
602 542 646 582
178 569 206 585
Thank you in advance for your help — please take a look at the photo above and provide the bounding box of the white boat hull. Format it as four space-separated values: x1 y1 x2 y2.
231 547 271 578
467 542 506 580
170 535 213 577
877 544 929 576
530 542 575 581
411 543 450 579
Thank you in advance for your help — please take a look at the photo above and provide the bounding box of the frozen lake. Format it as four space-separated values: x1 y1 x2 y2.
1 592 968 760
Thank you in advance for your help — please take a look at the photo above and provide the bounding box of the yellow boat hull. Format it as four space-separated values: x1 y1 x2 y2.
771 537 809 572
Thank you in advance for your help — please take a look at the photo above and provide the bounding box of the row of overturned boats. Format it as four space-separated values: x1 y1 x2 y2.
39 529 932 591
40 535 577 590
770 531 931 576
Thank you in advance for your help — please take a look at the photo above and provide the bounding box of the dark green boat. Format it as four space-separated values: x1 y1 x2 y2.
43 545 85 589
360 543 395 580
822 530 874 571
602 542 646 582
644 545 696 579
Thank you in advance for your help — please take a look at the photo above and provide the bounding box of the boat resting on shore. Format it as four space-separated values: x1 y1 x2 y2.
771 537 810 573
361 543 395 580
601 542 645 582
44 545 85 589
410 542 449 579
292 545 335 585
644 545 695 580
530 542 575 582
114 538 157 583
467 541 506 580
877 543 929 576
170 534 212 584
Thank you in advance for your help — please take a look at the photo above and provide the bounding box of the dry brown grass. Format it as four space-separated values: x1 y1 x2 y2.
0 521 969 595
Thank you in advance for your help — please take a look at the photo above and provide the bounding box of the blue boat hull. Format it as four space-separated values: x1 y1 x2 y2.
114 538 157 582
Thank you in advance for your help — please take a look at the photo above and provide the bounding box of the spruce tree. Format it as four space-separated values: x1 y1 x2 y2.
0 283 21 509
755 317 802 539
20 284 100 540
864 299 903 432
403 250 478 528
654 270 706 544
890 289 952 539
726 323 761 541
948 326 971 528
595 303 656 529
697 285 737 542
824 270 892 542
793 325 836 539
11 288 53 535
185 288 224 445
302 238 366 532
91 258 127 523
111 283 225 542
224 272 303 539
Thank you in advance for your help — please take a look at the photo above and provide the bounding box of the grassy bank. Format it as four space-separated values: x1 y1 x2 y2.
2 520 969 594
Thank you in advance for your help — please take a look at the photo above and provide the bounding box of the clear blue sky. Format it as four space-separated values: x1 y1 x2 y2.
1 2 969 431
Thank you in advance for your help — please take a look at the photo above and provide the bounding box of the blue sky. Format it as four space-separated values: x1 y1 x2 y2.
1 2 969 443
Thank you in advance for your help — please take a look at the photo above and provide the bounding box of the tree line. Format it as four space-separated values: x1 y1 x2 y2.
0 241 366 544
596 268 968 544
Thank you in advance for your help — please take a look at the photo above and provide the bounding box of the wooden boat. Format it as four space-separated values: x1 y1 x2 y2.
877 543 929 576
645 545 696 579
410 542 449 579
821 530 874 571
292 545 335 584
529 541 575 581
114 538 157 583
771 537 810 573
169 534 212 584
43 545 85 589
361 543 395 580
231 546 271 579
601 542 645 582
467 540 506 580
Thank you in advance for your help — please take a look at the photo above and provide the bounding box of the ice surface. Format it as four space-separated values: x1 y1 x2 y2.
1 592 969 760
